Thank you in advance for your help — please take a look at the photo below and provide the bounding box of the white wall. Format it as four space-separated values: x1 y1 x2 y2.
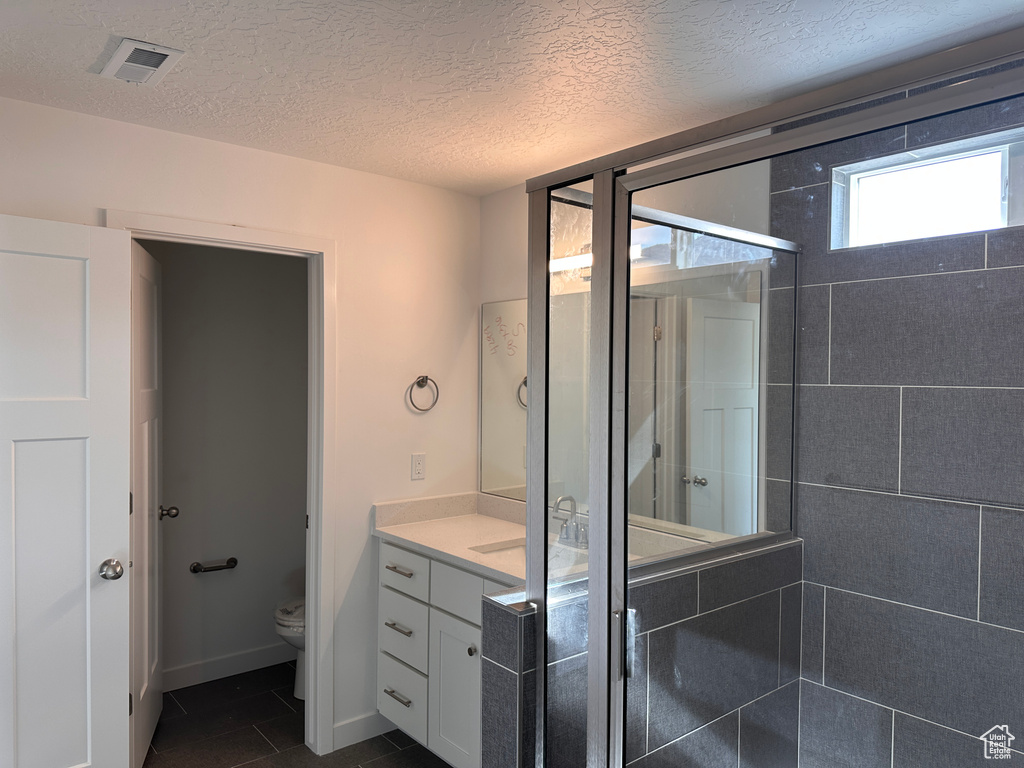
144 241 307 688
0 96 480 746
480 184 528 304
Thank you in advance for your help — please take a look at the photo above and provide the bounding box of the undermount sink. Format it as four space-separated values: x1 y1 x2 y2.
469 537 527 554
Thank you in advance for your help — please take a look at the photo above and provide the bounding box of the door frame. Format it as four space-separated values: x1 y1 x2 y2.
106 210 337 756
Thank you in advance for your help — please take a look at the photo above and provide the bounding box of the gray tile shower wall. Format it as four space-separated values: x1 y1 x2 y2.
771 86 1024 765
480 541 804 768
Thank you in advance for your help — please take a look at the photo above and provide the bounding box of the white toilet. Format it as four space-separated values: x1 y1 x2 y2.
274 597 306 700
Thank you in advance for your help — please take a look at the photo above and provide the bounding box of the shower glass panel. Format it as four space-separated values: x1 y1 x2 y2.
624 161 798 560
545 179 594 768
619 158 800 765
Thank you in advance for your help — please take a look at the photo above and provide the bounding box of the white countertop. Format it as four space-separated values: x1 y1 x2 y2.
374 513 527 585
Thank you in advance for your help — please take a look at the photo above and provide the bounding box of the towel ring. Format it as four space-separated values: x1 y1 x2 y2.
517 376 528 409
408 375 439 412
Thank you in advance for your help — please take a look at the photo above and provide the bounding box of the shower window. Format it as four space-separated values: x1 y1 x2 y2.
831 124 1024 248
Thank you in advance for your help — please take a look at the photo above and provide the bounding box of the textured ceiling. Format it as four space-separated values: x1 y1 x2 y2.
2 1 1024 195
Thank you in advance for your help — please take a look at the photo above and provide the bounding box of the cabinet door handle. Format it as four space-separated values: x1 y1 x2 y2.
385 564 414 579
384 687 412 708
467 645 477 657
385 620 413 637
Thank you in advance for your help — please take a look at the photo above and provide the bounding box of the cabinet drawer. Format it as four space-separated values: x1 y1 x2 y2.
431 561 484 625
377 651 428 746
378 586 429 673
380 542 430 602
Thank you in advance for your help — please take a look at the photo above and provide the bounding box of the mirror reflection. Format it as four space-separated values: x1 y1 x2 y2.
626 159 797 544
480 299 527 500
540 161 798 564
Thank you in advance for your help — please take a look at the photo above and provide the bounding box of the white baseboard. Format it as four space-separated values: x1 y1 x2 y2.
333 711 393 750
163 642 298 691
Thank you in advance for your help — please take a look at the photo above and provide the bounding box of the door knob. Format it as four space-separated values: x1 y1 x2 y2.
681 476 691 485
99 558 124 580
693 476 708 487
159 505 180 520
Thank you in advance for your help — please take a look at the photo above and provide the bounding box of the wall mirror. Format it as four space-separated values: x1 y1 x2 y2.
480 299 527 500
545 158 797 561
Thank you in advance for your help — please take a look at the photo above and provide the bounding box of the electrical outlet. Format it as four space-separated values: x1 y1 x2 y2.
411 453 426 480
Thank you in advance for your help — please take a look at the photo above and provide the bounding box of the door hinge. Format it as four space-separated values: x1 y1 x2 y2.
652 442 662 459
129 492 133 515
129 692 133 716
306 515 309 530
653 325 662 341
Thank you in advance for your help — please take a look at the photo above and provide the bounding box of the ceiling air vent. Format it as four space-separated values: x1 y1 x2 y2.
99 39 184 86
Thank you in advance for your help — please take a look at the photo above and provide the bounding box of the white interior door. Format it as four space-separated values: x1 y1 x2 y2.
627 296 658 519
0 213 131 767
131 241 163 767
685 297 760 536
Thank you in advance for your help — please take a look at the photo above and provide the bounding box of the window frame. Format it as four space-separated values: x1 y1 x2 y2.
830 127 1024 250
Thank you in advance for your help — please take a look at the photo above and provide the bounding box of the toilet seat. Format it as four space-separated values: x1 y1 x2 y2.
275 597 305 629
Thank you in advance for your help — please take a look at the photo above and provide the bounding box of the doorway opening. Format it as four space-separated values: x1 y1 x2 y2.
107 210 338 766
134 239 309 765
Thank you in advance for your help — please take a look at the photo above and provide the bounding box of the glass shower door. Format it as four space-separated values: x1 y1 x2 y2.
616 159 800 767
543 180 595 768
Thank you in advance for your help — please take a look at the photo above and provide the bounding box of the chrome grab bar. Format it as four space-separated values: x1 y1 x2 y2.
190 557 238 574
384 688 412 708
385 563 414 579
385 620 413 637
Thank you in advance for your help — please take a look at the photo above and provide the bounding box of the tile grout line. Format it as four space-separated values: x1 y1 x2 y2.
898 387 903 494
812 583 1024 635
485 655 520 675
777 590 783 689
645 640 650 757
811 680 1024 756
799 261 1024 290
977 508 983 622
251 723 279 753
827 284 832 385
798 583 806 685
169 690 187 715
891 709 896 768
736 705 741 768
797 383 1024 390
821 588 827 685
795 480 1023 512
270 688 297 713
637 581 799 638
640 708 739 759
796 679 802 768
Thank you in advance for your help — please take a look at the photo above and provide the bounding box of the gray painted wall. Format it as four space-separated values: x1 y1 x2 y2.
145 241 308 689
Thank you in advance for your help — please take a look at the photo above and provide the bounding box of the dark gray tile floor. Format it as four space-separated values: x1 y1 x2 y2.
144 663 450 768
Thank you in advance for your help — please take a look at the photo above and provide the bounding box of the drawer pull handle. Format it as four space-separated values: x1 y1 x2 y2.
385 620 413 637
385 564 415 579
384 687 412 708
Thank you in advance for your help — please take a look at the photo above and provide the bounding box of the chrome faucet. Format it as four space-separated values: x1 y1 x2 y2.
553 494 588 550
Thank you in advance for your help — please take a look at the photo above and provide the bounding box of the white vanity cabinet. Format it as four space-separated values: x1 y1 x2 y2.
376 540 509 768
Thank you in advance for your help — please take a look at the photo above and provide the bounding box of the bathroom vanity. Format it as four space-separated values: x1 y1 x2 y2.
372 493 523 768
